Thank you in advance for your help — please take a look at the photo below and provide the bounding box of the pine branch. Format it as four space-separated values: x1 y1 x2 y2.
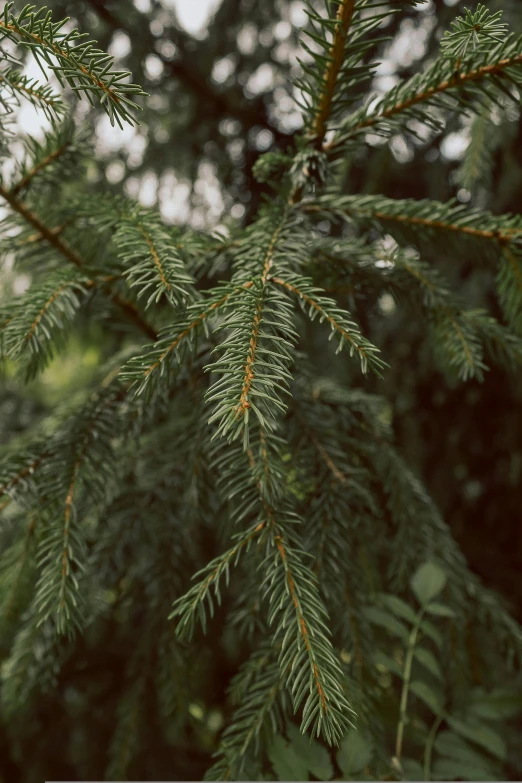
303 194 522 249
311 0 356 144
0 2 146 127
120 281 254 398
327 6 522 152
296 0 421 145
271 274 385 374
9 119 84 196
1 268 90 378
0 183 157 340
205 644 286 781
205 212 298 445
0 67 64 120
113 208 195 309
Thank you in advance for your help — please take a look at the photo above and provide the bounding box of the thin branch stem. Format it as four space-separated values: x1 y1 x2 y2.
423 713 443 782
395 608 424 766
312 0 356 145
326 50 522 149
0 19 122 107
235 217 286 417
10 141 70 196
142 281 253 379
302 203 521 245
271 275 369 361
0 183 83 267
0 184 157 340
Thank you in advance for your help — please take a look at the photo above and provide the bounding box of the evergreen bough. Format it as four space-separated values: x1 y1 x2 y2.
1 1 522 780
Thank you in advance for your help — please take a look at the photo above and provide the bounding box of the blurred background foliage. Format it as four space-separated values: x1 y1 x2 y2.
1 0 522 779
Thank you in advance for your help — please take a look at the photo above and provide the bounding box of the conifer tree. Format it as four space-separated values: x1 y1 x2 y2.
1 2 522 781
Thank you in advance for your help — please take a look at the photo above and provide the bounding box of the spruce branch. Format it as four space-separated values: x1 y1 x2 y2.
33 462 85 637
205 210 301 444
326 7 522 152
498 248 522 334
1 268 90 378
454 102 504 191
0 182 83 268
11 141 68 196
440 4 507 62
206 282 297 444
271 274 385 374
0 183 157 340
303 195 522 340
0 613 63 718
113 209 195 309
303 194 522 248
385 253 501 381
121 281 254 398
262 518 355 745
311 0 356 145
334 52 522 143
9 119 83 196
0 448 52 514
30 383 127 637
246 433 355 745
205 645 286 781
0 516 38 633
296 0 421 146
169 520 267 639
0 67 64 119
0 2 146 126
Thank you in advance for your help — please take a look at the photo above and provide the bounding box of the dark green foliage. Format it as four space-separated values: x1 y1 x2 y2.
1 1 522 781
0 2 146 126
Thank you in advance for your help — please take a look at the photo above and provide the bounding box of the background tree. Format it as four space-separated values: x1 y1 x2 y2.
1 1 522 781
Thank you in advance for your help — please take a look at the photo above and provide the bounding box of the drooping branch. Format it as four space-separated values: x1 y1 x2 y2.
0 184 157 340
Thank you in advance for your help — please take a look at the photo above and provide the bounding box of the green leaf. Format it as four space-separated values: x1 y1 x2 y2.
447 715 507 761
379 593 418 624
435 730 497 773
336 729 373 777
401 758 424 781
410 680 444 714
419 619 443 649
425 601 456 617
469 687 522 720
414 647 443 680
268 735 310 781
373 650 403 678
286 724 334 780
433 758 499 781
411 562 447 606
363 606 409 640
